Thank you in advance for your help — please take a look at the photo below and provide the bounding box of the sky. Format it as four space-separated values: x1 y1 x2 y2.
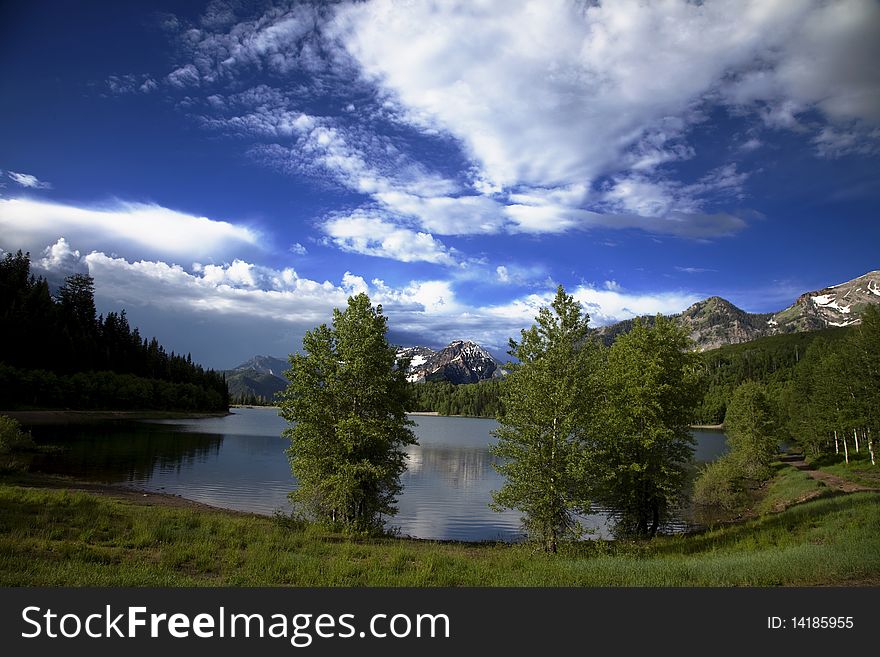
1 0 879 370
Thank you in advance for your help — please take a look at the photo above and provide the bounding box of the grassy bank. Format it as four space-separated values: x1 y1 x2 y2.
1 476 878 586
811 451 880 489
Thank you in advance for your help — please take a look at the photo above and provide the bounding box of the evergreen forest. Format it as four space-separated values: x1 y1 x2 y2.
0 251 229 411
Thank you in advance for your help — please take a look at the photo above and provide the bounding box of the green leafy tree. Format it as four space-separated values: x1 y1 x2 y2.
724 381 779 481
278 293 416 533
490 286 599 553
593 316 702 537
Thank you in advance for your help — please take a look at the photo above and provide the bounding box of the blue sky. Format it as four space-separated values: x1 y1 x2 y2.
1 0 878 369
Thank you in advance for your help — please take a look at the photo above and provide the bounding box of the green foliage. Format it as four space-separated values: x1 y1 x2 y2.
0 251 228 411
724 381 779 481
781 306 879 459
408 380 503 417
279 293 416 534
0 364 227 412
692 455 745 512
692 327 850 425
0 416 34 453
491 286 599 553
592 316 703 538
694 382 781 516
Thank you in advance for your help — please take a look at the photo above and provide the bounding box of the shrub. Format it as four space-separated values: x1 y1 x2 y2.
0 416 34 453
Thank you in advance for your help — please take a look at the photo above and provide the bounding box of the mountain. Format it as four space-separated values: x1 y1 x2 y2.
233 355 289 377
225 355 289 402
397 340 504 384
598 270 880 351
768 270 880 332
227 340 504 398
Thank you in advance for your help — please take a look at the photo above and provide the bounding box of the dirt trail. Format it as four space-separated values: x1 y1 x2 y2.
778 454 880 493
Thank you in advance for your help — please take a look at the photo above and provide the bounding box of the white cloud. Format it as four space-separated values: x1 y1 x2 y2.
813 126 880 158
599 164 749 219
0 198 261 263
739 137 763 152
37 237 83 272
23 237 703 362
167 63 201 88
330 0 840 194
374 191 506 235
158 0 879 254
7 171 52 189
174 3 323 85
289 242 308 255
722 0 880 125
106 74 158 95
140 78 158 93
571 284 700 326
322 211 456 265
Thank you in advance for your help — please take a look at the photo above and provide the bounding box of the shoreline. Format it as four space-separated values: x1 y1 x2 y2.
6 472 263 517
0 409 231 425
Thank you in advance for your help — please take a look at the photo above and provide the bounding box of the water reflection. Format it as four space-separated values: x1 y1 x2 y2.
23 409 728 541
29 422 223 482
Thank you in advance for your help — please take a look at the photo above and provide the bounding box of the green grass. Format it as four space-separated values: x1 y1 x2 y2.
811 451 880 489
1 480 878 586
755 461 829 514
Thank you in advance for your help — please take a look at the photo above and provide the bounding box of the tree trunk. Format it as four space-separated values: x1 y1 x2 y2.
843 433 849 465
649 504 660 538
854 428 859 453
834 430 839 455
867 428 875 466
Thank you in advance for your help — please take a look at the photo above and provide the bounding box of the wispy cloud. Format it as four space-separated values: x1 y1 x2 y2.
0 198 261 263
145 0 880 262
7 170 52 189
321 210 457 265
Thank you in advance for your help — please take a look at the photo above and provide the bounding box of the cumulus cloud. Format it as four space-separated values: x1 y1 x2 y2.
167 63 201 88
0 198 261 263
28 238 698 363
571 285 700 326
106 74 158 95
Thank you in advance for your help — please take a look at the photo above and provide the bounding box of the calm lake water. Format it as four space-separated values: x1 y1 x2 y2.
27 408 728 541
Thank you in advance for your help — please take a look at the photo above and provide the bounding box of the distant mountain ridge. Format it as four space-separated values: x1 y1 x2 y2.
397 340 504 384
598 270 880 350
226 340 505 400
227 271 879 398
224 355 289 402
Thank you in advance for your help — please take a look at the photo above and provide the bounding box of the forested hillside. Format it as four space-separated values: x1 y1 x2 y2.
406 324 866 432
693 326 852 424
409 380 503 417
0 251 228 411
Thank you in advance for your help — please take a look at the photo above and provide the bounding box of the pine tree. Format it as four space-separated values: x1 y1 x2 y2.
490 286 599 553
278 293 416 533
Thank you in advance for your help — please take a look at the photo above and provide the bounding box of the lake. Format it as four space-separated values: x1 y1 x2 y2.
26 407 728 541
